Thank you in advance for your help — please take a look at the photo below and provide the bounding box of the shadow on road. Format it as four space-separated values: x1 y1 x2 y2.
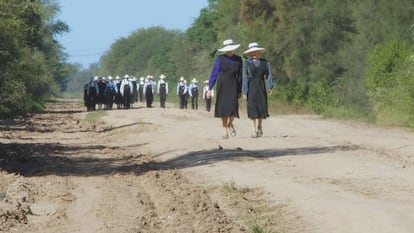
0 142 150 177
158 145 357 170
0 141 357 177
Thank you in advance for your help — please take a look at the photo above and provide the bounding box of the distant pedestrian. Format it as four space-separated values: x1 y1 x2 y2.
189 78 200 110
138 76 145 102
84 76 99 111
202 80 213 112
183 80 189 109
242 42 274 137
157 74 168 108
207 39 242 139
114 76 123 109
144 76 155 108
104 76 118 110
120 75 133 109
177 77 187 109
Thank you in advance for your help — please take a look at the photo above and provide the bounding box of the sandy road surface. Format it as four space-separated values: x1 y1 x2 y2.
1 100 414 233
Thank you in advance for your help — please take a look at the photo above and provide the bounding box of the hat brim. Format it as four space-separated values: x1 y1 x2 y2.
218 44 240 52
243 47 265 56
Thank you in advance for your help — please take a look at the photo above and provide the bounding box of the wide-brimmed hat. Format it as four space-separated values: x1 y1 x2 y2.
191 78 197 83
180 77 185 81
204 80 209 84
218 39 240 52
243 42 265 56
160 74 166 79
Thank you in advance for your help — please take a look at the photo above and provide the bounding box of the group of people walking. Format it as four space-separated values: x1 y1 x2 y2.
206 39 274 139
83 39 273 139
83 74 211 112
83 74 168 111
176 77 212 111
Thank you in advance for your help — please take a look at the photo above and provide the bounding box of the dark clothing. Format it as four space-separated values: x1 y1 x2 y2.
243 58 273 119
85 81 98 111
190 84 199 110
209 54 242 118
132 81 138 104
204 92 212 112
159 83 167 108
138 84 144 102
96 81 106 108
184 92 189 109
191 95 199 110
145 84 153 108
177 82 186 109
123 84 131 109
114 82 123 109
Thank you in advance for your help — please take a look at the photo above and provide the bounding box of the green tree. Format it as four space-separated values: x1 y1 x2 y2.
0 0 70 118
100 27 182 78
186 7 218 47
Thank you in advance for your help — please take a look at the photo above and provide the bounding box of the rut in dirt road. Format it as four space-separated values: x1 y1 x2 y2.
0 101 247 233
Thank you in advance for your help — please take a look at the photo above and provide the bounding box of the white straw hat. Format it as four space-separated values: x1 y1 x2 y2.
218 39 240 52
243 42 265 56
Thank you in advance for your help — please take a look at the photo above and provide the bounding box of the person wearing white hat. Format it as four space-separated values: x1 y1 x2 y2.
120 76 134 109
104 75 118 110
183 80 189 109
138 76 145 102
84 76 100 111
143 75 155 108
114 76 123 109
157 74 169 108
130 76 138 105
176 76 188 109
207 39 242 139
202 80 214 112
188 78 200 110
242 42 274 138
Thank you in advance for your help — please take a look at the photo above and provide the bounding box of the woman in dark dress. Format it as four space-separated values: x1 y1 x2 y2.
242 42 274 138
207 39 243 139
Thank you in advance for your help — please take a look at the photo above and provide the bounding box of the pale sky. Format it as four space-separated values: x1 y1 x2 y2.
57 0 208 68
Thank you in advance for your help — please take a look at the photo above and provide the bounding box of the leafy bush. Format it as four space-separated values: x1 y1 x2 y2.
307 80 334 114
0 78 31 118
365 40 414 126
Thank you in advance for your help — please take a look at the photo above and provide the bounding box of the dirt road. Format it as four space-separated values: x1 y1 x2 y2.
1 100 414 233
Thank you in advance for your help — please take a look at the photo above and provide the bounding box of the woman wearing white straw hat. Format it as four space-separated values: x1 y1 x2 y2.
207 39 243 139
242 42 274 138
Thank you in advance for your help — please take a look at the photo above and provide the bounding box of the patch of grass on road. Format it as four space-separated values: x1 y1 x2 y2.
84 110 107 124
220 179 285 233
223 179 253 194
